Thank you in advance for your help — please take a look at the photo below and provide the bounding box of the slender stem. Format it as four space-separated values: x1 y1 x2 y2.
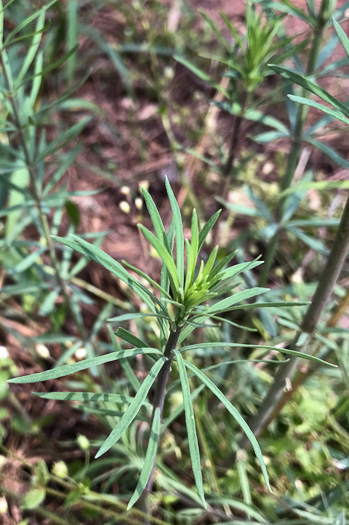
137 329 181 516
211 95 248 247
0 487 69 525
221 93 248 198
1 53 87 340
301 195 349 333
259 6 327 286
239 193 349 449
258 230 279 286
258 286 349 427
223 113 244 179
45 487 144 525
0 444 169 525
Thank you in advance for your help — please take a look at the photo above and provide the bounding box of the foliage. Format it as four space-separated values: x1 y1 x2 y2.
1 0 348 523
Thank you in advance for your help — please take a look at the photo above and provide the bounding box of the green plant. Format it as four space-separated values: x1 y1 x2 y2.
181 1 347 288
256 0 347 286
0 0 113 359
176 1 295 196
8 178 334 513
235 15 349 447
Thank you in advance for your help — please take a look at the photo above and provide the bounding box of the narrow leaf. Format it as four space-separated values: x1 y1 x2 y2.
52 235 165 314
10 246 46 274
108 312 171 323
174 350 206 507
141 187 170 251
333 19 349 57
165 177 184 289
206 287 269 315
34 391 147 404
115 327 148 349
108 325 141 392
138 225 179 291
304 137 349 168
280 180 349 197
190 209 199 261
269 64 349 118
160 219 175 300
198 210 221 251
174 55 229 97
127 407 161 509
220 259 263 281
122 260 172 300
36 118 92 163
185 239 195 293
179 342 336 366
95 357 167 457
8 348 162 384
183 358 271 491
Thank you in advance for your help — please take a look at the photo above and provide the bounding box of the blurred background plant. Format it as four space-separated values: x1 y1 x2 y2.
0 0 348 523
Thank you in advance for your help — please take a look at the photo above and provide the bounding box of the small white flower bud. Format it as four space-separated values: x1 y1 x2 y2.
77 434 90 451
0 496 8 514
119 201 131 214
164 67 174 80
135 197 143 210
0 456 6 470
75 347 87 360
0 346 9 359
139 180 149 192
120 186 131 196
52 461 68 479
291 269 303 284
36 344 50 359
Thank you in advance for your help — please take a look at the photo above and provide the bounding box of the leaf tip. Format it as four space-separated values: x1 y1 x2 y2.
95 448 104 459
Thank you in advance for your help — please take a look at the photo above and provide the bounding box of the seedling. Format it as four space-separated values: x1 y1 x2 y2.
9 178 333 510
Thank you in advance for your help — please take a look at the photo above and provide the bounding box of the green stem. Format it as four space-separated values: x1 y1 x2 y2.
45 487 144 525
0 486 72 525
256 286 349 426
239 193 349 448
0 53 87 340
0 444 169 525
220 93 249 202
259 5 328 286
137 328 181 516
258 230 279 286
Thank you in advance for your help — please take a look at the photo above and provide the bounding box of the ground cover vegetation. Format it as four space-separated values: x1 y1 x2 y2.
0 0 348 523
